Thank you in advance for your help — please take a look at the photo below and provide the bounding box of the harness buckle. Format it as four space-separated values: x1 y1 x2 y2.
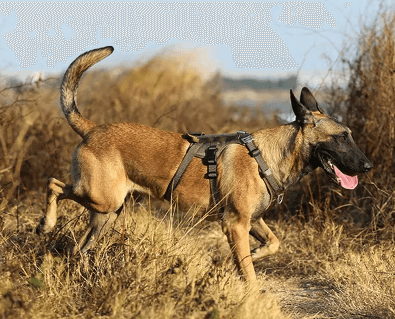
207 158 216 165
207 171 218 179
205 146 218 179
277 193 284 205
249 148 261 158
206 146 218 165
240 134 253 144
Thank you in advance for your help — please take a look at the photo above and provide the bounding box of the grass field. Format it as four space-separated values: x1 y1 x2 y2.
1 11 395 319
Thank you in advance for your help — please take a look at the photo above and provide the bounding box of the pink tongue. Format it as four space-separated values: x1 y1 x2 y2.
333 165 358 189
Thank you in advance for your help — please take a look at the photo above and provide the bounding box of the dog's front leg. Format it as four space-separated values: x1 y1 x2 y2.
250 218 280 261
222 217 257 283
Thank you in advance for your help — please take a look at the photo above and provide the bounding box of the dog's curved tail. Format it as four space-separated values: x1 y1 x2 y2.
60 46 114 137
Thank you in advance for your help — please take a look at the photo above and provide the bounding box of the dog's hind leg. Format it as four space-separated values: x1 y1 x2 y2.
72 206 121 254
36 177 75 235
249 218 279 262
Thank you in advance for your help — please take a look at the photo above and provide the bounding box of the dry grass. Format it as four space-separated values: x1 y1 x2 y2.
0 202 286 319
1 9 395 319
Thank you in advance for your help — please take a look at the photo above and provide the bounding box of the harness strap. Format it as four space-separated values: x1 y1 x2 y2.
240 135 284 204
205 144 224 216
164 142 201 201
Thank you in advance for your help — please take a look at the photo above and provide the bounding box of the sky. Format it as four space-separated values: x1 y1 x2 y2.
0 0 389 88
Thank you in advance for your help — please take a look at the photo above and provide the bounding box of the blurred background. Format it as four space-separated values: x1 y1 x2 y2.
0 0 387 119
1 1 395 318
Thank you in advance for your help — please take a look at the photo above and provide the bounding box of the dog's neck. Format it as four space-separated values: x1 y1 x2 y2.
253 123 315 190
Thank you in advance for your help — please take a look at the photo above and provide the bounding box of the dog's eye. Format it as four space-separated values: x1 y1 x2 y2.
339 133 348 141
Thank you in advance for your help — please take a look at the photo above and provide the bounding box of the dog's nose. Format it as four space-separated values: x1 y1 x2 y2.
363 161 373 172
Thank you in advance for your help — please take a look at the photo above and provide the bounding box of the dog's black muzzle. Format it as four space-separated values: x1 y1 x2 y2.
313 141 373 187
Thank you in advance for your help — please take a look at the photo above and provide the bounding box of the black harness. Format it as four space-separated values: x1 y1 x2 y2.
164 131 284 217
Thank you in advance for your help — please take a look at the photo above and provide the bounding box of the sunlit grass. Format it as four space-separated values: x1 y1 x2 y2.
1 10 395 319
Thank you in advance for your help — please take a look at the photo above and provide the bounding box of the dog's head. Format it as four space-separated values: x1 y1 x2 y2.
290 87 373 189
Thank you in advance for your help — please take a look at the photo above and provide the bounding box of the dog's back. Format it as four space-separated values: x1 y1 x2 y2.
72 123 206 201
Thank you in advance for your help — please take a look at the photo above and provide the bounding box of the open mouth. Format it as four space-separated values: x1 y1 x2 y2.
318 153 358 189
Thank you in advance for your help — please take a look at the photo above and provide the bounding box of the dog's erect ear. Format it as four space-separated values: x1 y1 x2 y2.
300 87 324 113
290 89 314 125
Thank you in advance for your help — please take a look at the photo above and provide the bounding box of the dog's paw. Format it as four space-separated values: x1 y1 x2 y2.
35 218 45 235
251 242 280 262
35 217 52 235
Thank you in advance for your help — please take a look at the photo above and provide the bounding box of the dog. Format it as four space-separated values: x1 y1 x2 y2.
36 46 373 283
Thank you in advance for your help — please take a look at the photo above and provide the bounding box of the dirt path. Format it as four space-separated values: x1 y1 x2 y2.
265 277 338 319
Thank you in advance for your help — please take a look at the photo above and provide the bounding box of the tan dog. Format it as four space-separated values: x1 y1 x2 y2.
36 46 372 283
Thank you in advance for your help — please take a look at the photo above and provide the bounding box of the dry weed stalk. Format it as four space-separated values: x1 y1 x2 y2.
1 10 395 318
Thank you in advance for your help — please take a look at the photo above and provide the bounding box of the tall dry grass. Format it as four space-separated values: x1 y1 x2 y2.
259 10 395 318
1 9 395 319
0 202 286 319
0 51 284 318
0 55 278 212
324 11 395 236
